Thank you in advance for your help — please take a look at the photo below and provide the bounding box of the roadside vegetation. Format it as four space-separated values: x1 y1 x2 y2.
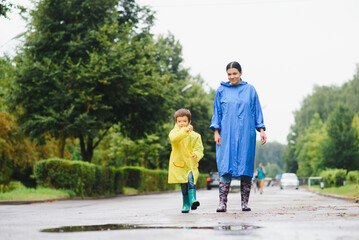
0 181 74 201
283 68 359 177
310 184 359 199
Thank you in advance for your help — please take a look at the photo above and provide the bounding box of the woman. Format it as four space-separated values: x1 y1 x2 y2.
255 163 266 194
210 61 267 212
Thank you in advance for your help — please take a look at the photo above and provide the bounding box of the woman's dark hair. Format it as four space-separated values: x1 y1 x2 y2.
226 61 242 73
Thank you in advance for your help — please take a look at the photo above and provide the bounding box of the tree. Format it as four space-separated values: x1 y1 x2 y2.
255 141 285 169
0 111 62 188
264 163 282 178
11 0 172 162
296 113 327 177
340 66 359 113
0 57 13 112
0 0 25 18
322 105 359 171
285 67 359 174
282 129 299 173
293 85 340 133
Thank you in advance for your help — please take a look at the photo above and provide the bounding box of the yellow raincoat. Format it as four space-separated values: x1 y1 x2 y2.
168 124 204 184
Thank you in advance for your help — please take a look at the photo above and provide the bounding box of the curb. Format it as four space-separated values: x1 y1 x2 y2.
315 192 359 203
0 189 181 205
0 198 69 205
307 189 359 203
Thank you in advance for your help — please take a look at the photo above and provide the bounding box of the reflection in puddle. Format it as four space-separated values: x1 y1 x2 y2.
42 224 261 233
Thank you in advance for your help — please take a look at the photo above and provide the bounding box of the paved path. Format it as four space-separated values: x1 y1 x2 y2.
1 186 358 240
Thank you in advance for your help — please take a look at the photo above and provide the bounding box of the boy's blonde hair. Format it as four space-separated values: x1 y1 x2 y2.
174 108 191 122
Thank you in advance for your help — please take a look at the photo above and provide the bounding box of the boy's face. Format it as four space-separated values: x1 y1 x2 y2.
176 116 190 128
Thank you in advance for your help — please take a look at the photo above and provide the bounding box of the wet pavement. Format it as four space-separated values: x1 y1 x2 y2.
0 186 358 240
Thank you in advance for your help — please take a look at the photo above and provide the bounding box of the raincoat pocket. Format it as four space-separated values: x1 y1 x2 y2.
173 161 186 168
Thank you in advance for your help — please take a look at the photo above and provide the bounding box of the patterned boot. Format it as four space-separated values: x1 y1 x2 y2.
188 187 200 210
241 181 252 211
181 194 190 213
216 182 231 212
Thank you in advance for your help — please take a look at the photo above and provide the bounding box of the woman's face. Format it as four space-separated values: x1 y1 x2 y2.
227 68 242 85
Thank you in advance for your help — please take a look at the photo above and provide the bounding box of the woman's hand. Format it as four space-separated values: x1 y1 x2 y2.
214 129 221 145
260 129 267 145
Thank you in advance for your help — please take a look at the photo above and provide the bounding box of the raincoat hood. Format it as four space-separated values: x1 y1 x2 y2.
220 80 247 87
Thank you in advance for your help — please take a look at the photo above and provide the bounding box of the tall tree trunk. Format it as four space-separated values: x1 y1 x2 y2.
156 156 159 170
57 131 66 159
79 134 94 162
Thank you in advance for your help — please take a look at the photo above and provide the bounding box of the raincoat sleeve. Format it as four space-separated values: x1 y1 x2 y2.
169 127 189 145
210 88 222 131
192 134 204 162
253 89 266 132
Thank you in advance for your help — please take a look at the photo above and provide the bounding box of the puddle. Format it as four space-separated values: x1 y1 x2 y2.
42 224 260 233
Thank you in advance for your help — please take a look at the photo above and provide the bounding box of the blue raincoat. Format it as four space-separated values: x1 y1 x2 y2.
210 80 265 178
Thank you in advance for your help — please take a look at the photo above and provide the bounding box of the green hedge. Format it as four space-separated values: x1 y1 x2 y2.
347 170 359 183
121 166 175 193
34 158 208 197
121 167 207 193
34 158 124 196
320 168 347 187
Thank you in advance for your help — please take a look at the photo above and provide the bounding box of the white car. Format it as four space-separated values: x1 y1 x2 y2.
279 173 299 190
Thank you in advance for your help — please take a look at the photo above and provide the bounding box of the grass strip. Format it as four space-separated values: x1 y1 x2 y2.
310 183 359 198
0 188 74 201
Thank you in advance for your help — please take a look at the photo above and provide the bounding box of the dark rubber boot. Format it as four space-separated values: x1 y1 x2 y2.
241 181 252 211
216 182 230 212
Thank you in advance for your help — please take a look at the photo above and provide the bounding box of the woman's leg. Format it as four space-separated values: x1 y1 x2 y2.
258 179 264 194
180 183 190 213
240 175 252 211
188 172 200 210
217 173 232 212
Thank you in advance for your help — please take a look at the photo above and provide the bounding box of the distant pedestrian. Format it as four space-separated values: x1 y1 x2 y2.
210 61 267 212
168 108 204 213
255 163 266 194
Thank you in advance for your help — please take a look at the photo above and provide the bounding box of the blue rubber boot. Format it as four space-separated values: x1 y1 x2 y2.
182 194 190 213
188 188 200 210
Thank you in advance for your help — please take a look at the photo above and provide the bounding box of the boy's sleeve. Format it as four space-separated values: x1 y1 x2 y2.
169 127 189 145
192 134 204 162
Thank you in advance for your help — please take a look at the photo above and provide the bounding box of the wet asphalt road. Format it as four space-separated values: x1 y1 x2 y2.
0 186 358 240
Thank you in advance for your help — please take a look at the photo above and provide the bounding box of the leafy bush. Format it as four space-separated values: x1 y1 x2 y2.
34 158 123 196
320 168 347 187
334 169 347 186
121 166 175 193
347 170 359 183
34 158 206 196
8 181 26 191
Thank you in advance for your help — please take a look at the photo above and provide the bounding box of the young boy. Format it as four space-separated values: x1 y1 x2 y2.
168 108 204 213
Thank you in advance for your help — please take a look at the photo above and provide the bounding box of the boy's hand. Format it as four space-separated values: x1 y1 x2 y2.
191 154 197 161
186 125 193 132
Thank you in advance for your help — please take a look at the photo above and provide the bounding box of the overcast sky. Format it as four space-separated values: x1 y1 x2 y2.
1 0 359 144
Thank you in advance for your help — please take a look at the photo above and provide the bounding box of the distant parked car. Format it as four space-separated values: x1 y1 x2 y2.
206 172 220 190
206 172 241 191
279 173 299 190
